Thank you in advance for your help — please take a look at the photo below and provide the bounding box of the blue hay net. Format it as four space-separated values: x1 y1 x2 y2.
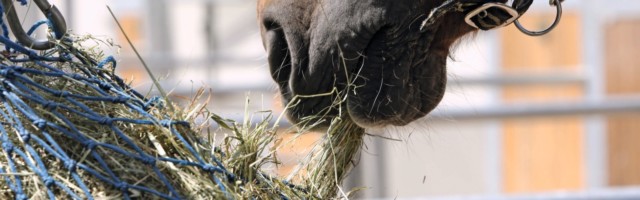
0 1 257 200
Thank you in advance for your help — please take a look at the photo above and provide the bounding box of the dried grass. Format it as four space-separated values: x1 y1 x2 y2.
0 31 366 199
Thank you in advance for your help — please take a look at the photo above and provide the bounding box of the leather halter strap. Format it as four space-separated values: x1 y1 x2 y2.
420 0 563 36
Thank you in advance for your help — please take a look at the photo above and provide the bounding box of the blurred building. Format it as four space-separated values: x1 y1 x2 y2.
39 0 640 199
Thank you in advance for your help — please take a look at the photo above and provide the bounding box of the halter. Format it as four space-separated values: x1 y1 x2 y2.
420 0 563 36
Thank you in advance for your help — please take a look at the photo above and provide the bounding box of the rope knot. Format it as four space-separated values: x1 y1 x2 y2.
20 133 30 143
143 97 164 110
84 140 98 150
0 69 15 79
2 142 14 154
61 53 73 61
65 160 77 173
160 120 172 128
59 91 70 98
113 96 130 103
98 81 111 91
140 156 156 166
202 164 218 172
71 74 83 80
26 52 38 59
43 177 55 187
42 102 58 110
98 117 113 125
115 182 128 192
34 119 47 129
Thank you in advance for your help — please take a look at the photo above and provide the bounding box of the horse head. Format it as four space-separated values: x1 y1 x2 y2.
257 0 505 129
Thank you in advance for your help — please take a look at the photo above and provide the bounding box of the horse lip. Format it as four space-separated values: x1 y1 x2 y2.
347 56 446 128
345 27 448 128
280 26 392 129
269 19 439 129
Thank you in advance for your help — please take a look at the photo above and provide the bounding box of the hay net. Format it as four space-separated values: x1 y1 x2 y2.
0 1 284 200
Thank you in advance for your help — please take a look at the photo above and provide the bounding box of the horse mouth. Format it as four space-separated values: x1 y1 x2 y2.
345 26 448 128
267 20 447 129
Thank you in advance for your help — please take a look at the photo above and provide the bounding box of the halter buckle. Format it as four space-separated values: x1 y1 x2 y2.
464 3 519 30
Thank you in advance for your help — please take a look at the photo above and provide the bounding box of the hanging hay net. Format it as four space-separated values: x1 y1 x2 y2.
0 1 366 200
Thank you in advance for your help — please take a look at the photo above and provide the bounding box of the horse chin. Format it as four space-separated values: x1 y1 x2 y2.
346 52 448 129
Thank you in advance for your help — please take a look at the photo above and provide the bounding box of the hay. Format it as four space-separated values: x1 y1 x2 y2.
0 30 366 200
301 118 365 198
275 87 367 198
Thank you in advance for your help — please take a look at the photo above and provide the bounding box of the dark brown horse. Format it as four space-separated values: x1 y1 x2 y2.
257 0 506 129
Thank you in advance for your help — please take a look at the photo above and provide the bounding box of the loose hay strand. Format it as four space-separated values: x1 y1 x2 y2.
106 5 175 114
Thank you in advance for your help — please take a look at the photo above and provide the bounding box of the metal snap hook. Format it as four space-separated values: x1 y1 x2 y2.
1 0 67 50
513 0 562 36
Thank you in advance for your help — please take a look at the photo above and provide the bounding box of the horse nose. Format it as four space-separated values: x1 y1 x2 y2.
261 18 292 92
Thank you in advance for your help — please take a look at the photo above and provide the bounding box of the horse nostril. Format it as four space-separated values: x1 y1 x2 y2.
264 20 292 91
263 19 281 31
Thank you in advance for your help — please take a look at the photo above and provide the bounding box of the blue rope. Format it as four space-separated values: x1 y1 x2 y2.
26 20 49 36
0 54 235 199
0 5 238 199
0 1 309 199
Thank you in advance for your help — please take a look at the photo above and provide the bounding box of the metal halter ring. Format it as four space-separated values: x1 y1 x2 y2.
514 0 563 36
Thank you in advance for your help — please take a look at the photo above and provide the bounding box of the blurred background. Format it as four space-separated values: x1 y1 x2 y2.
33 0 640 199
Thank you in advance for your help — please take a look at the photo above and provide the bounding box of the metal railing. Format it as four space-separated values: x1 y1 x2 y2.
431 96 640 121
426 187 640 200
